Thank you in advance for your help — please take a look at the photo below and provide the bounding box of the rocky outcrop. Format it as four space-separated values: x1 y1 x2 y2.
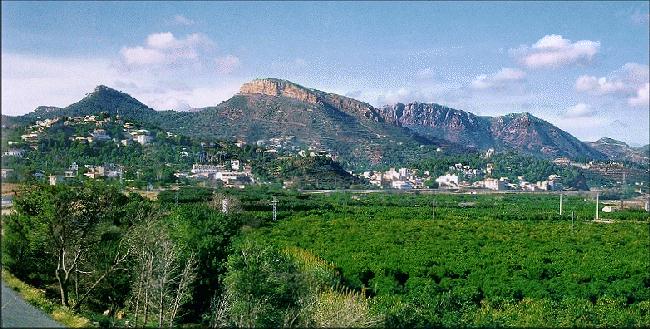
239 78 319 104
239 78 383 122
321 93 382 122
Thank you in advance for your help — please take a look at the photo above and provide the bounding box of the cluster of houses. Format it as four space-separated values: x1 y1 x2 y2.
18 118 61 147
358 162 566 191
175 160 255 188
435 172 564 191
361 167 427 189
246 136 336 160
254 136 299 152
46 162 124 185
13 114 156 148
66 116 154 146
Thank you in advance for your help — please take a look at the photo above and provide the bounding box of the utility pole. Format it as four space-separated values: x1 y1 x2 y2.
571 211 574 230
621 172 627 210
270 197 278 221
432 200 436 220
595 192 599 221
559 194 563 216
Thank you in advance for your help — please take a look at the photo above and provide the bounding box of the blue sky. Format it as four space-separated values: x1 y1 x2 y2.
2 1 649 145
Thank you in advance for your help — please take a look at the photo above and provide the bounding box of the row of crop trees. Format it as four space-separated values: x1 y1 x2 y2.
6 182 648 327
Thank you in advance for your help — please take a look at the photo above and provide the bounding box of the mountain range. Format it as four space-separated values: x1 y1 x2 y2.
3 78 648 168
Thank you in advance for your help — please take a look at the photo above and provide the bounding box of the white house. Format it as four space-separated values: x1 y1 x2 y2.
2 149 25 157
436 174 459 188
484 178 506 191
391 180 413 190
135 134 153 145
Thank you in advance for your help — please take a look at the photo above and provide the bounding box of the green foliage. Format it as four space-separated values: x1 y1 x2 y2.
220 240 309 327
4 179 649 327
244 192 650 327
164 203 244 321
158 187 213 204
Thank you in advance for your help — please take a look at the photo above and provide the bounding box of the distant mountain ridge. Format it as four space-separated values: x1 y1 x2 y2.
376 103 604 159
587 137 649 164
4 78 628 167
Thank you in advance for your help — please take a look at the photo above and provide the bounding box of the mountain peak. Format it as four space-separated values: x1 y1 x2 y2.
88 85 123 96
239 78 320 104
595 137 628 146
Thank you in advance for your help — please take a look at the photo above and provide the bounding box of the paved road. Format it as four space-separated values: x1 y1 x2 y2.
1 282 64 328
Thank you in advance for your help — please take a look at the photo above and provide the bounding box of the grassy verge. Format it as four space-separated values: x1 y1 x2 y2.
1 269 92 328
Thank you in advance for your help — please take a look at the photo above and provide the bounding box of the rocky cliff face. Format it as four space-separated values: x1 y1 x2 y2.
239 78 382 122
239 78 319 104
377 103 493 148
376 103 604 159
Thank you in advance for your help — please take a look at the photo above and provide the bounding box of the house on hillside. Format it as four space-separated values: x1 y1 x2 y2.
90 129 111 142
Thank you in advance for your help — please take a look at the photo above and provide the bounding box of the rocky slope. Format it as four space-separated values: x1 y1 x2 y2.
378 103 493 149
377 103 605 159
189 79 457 167
587 137 649 164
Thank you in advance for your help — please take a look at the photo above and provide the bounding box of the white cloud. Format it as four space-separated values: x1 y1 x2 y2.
344 81 464 107
1 52 246 115
620 62 650 84
215 55 241 74
470 67 526 90
575 76 626 94
628 83 649 107
120 32 214 68
146 32 178 49
120 46 166 65
510 34 600 69
575 63 649 106
564 103 595 118
172 15 195 26
2 54 119 115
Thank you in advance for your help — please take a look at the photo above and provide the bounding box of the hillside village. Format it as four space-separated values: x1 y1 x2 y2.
1 111 648 195
358 164 565 191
